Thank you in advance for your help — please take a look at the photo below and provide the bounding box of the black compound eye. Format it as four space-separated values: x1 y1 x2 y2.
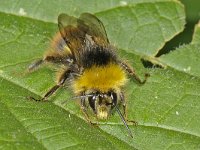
110 92 117 107
88 96 96 112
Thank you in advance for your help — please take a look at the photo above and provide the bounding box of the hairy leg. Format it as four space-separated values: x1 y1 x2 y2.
120 61 149 84
28 69 72 101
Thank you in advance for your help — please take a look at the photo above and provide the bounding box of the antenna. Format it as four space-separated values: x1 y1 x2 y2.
72 94 94 99
115 105 133 138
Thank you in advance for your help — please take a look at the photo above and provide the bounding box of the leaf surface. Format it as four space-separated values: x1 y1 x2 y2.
0 1 199 150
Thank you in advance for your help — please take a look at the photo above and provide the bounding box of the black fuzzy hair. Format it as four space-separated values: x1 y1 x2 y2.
81 45 117 68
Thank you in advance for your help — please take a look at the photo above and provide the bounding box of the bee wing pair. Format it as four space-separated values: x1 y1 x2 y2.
58 13 109 64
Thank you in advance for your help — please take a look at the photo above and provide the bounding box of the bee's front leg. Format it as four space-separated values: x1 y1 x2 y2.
80 94 97 126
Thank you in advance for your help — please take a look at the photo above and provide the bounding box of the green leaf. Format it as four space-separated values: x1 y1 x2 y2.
0 0 199 150
159 21 200 78
97 1 185 56
0 0 180 22
192 21 200 45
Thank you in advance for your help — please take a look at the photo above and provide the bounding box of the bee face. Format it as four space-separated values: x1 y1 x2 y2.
87 90 118 120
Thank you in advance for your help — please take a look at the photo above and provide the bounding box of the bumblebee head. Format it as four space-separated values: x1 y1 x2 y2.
87 90 118 120
76 89 133 138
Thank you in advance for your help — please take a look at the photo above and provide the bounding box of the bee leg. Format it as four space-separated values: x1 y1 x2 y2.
28 59 44 71
120 61 149 84
28 54 72 72
27 55 59 72
44 55 72 65
80 96 97 126
120 92 137 126
28 69 72 101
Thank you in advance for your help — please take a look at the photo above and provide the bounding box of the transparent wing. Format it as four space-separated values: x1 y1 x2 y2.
58 13 110 63
79 13 109 45
58 13 85 62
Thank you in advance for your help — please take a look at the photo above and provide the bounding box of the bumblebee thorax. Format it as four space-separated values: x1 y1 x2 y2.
72 63 127 94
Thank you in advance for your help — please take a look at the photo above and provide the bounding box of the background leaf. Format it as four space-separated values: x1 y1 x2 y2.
0 0 199 150
192 21 200 44
159 22 200 77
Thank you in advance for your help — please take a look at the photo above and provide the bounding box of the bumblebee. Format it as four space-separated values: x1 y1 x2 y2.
28 13 149 137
